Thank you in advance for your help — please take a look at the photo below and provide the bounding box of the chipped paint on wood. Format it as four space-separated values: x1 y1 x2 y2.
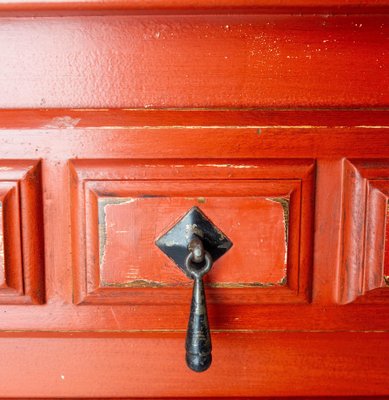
208 280 285 288
183 197 206 204
101 279 166 288
196 164 260 169
102 280 289 289
95 189 292 291
42 116 81 129
35 123 389 130
98 197 137 269
383 199 389 285
266 196 290 282
72 125 264 130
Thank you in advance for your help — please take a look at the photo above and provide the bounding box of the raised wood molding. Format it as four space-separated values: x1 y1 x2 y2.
0 112 385 331
0 111 385 332
0 2 387 394
339 159 389 304
0 160 45 304
70 159 315 305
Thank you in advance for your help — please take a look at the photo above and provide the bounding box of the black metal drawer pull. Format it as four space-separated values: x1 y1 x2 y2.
185 237 213 372
156 206 233 372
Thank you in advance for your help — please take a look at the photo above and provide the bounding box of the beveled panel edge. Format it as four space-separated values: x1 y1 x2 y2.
70 159 315 305
0 160 45 304
338 159 389 304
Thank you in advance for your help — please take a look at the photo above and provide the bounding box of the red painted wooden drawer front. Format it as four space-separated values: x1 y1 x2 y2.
0 1 388 397
70 159 313 305
0 110 387 398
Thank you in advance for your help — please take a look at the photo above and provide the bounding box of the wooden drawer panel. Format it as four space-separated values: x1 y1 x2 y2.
70 159 314 305
0 110 387 335
0 0 387 394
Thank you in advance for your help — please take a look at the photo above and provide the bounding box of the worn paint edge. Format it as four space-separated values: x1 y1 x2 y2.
98 197 137 273
101 279 171 288
37 125 389 130
1 329 389 334
266 196 290 280
101 281 288 288
69 107 389 112
383 200 389 286
208 281 285 288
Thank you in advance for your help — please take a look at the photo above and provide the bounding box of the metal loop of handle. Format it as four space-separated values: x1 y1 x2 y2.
185 251 213 280
185 238 213 373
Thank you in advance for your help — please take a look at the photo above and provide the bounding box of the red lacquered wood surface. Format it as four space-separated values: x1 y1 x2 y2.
70 159 314 305
0 109 387 399
0 111 387 334
0 161 44 304
0 1 388 396
1 0 389 14
97 186 290 287
0 14 387 108
0 332 388 397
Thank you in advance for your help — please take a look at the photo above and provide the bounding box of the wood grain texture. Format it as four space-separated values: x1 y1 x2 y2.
0 15 387 108
0 332 387 397
70 159 314 305
0 110 386 332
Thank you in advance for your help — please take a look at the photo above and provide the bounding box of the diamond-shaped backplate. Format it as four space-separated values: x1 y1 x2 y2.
155 206 233 278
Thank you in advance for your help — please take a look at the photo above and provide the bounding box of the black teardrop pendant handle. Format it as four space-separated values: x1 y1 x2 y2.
185 238 213 372
155 207 233 372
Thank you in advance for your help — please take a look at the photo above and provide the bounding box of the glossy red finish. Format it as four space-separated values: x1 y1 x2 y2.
100 194 288 286
0 15 387 108
0 2 388 397
0 332 388 397
0 110 387 333
70 159 314 305
0 0 388 14
0 161 44 304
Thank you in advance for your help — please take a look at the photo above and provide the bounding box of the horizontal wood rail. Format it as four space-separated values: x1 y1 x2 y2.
0 109 387 129
0 0 388 15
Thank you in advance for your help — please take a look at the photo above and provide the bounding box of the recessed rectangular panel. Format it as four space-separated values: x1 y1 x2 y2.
97 190 290 289
71 160 314 305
